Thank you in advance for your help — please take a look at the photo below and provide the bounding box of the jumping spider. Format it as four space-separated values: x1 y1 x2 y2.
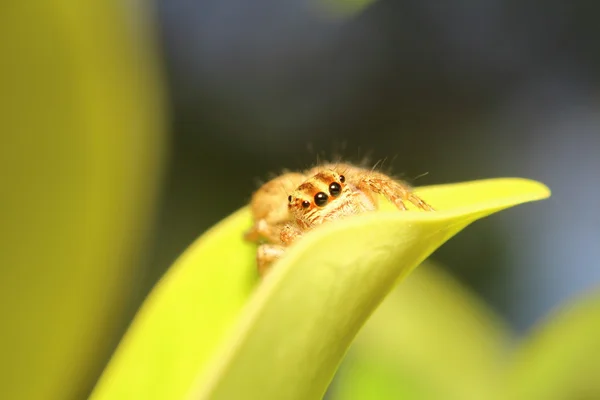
244 163 434 276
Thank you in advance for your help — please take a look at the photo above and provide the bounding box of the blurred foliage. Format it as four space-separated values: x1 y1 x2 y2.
0 2 166 399
311 0 377 18
333 277 600 400
90 179 548 400
504 290 600 400
332 261 512 400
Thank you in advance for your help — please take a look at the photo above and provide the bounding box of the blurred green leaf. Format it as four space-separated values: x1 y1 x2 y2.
504 289 600 400
331 261 512 400
312 0 378 18
0 2 166 399
91 178 549 400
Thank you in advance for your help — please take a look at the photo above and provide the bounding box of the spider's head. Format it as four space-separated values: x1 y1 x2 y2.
287 170 349 227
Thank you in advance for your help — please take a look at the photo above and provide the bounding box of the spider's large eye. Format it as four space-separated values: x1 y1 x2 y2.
288 195 292 203
302 200 310 208
328 182 342 197
339 175 345 183
314 192 328 207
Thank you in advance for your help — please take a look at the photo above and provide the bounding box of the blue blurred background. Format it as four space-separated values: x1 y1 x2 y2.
147 0 600 334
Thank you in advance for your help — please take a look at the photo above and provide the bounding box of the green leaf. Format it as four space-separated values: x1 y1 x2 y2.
91 209 259 400
91 178 549 400
503 289 600 400
331 261 512 400
311 0 378 18
0 2 165 399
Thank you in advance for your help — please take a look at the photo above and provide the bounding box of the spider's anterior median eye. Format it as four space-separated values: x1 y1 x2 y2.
339 175 345 183
288 195 292 203
302 200 310 208
314 192 328 207
328 182 341 196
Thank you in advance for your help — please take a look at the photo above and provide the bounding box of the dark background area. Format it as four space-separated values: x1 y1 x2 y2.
145 0 600 333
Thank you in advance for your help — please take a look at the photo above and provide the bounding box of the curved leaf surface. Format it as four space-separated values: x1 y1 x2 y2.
91 178 550 400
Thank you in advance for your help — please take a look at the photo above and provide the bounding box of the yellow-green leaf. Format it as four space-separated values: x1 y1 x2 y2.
331 261 512 400
503 289 600 400
0 2 165 399
91 178 549 400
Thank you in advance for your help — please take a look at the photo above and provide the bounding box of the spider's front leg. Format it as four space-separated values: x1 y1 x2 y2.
280 223 304 245
245 171 307 244
256 223 304 276
357 171 434 211
245 218 285 244
256 244 286 276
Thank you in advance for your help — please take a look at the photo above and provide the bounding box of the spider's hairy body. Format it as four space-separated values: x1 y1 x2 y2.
244 162 434 276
